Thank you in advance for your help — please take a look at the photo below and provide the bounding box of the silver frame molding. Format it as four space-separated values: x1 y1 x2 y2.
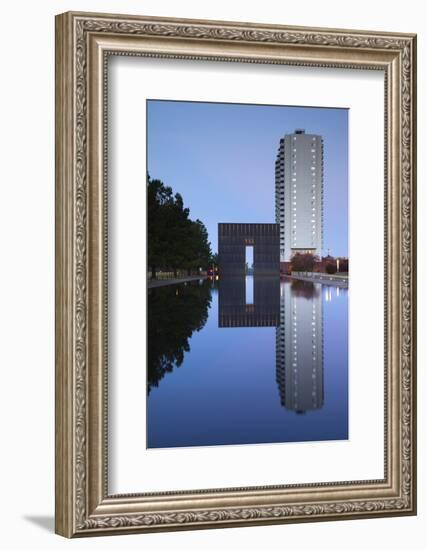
55 11 417 538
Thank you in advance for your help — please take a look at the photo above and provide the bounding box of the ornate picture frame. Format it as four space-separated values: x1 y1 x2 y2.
55 11 416 537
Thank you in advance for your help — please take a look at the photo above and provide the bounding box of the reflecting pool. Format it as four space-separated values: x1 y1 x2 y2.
147 276 348 448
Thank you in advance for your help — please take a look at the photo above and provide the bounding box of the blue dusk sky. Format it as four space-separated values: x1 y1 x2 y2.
147 100 348 257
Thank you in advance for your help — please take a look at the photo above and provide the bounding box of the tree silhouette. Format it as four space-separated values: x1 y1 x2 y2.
325 262 337 274
291 252 319 272
147 175 212 278
338 258 349 273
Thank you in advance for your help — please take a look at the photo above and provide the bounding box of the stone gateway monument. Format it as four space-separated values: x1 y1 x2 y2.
218 223 280 276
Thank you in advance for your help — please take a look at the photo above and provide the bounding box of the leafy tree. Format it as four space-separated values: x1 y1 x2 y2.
165 192 191 276
291 252 318 272
338 258 349 273
183 219 211 274
147 175 176 278
147 175 212 278
325 262 337 274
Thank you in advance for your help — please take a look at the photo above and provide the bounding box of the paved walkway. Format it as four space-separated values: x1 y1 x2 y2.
148 275 207 289
285 274 349 288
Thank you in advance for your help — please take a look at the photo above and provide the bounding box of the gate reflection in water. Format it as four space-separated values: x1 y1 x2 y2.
147 277 348 448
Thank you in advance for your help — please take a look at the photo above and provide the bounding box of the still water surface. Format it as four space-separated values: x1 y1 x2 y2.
147 276 348 448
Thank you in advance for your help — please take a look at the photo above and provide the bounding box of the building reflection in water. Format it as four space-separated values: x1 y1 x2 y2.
218 276 324 413
218 276 280 327
276 279 324 413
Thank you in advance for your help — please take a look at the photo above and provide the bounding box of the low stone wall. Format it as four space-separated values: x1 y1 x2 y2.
285 272 349 288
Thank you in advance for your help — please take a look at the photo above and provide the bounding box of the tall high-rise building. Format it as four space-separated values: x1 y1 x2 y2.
275 129 324 264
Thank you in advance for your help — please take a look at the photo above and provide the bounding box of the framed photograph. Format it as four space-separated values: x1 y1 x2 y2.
55 11 417 537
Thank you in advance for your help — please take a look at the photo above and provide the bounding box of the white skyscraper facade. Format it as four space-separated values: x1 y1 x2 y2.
275 130 324 263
